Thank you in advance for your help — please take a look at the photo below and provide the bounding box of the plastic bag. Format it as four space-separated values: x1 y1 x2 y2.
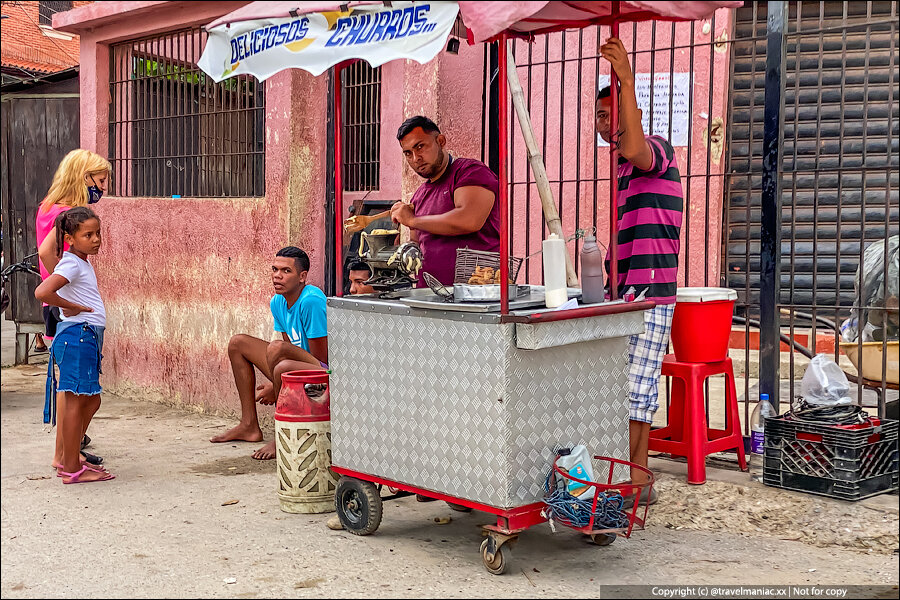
801 354 853 406
841 235 899 343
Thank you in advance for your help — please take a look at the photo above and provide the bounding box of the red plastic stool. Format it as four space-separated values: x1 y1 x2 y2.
648 355 747 484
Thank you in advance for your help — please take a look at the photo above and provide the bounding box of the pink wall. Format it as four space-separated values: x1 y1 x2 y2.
58 1 735 415
58 1 327 413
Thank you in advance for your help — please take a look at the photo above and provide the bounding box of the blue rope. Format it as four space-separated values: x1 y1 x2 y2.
542 469 630 530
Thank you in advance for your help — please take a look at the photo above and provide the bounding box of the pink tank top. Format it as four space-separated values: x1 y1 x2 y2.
36 203 70 281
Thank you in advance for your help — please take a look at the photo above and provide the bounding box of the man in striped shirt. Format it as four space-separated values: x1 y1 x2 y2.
598 37 684 508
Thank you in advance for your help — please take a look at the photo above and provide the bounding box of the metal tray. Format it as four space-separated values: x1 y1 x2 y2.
398 286 582 313
453 284 529 302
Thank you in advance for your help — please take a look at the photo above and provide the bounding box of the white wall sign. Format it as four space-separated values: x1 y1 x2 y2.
199 1 459 82
597 73 692 147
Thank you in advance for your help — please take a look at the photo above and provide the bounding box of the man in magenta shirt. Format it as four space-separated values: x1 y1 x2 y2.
389 116 500 286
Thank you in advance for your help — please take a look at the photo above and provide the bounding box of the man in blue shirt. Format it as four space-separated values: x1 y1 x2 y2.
210 247 328 460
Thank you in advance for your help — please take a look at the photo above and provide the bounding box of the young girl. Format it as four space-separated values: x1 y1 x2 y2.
37 150 110 459
35 207 114 484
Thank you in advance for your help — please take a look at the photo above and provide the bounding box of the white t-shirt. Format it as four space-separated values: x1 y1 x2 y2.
53 252 106 328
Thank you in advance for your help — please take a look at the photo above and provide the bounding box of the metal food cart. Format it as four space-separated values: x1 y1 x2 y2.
328 292 653 571
200 0 741 574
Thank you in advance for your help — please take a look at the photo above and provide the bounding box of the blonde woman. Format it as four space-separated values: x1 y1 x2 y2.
38 149 111 282
36 149 110 466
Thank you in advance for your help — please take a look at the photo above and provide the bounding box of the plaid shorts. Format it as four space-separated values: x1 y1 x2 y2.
627 304 675 424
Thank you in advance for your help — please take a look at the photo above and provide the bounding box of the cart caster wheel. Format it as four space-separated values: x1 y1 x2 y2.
480 538 509 575
591 533 617 546
335 476 383 536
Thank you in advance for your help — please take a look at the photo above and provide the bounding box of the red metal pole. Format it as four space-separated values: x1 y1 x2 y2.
333 64 344 297
498 34 510 314
608 9 620 300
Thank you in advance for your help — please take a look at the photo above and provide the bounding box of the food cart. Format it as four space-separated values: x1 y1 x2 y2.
200 0 741 574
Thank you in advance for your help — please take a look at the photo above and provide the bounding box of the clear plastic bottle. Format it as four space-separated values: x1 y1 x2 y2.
749 393 776 481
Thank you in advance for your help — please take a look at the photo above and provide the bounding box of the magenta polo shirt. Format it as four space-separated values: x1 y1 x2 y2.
410 156 501 286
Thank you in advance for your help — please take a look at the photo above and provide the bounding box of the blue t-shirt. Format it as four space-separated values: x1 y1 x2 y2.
270 284 328 351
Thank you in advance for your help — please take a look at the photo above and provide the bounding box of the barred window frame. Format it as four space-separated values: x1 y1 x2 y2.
108 27 266 199
341 61 382 192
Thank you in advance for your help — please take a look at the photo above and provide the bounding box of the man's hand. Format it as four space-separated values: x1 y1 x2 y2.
599 37 634 86
390 201 416 228
256 382 276 405
62 305 93 318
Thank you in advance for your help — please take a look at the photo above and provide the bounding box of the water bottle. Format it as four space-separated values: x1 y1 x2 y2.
580 235 605 304
543 233 568 308
749 393 776 481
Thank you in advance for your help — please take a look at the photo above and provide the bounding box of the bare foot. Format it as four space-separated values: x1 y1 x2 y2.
251 440 276 460
51 454 104 470
210 424 264 444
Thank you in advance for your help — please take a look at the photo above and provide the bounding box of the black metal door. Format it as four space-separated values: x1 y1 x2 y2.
1 95 81 323
726 1 899 311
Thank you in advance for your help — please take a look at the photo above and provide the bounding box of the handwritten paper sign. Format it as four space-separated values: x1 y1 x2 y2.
597 73 692 147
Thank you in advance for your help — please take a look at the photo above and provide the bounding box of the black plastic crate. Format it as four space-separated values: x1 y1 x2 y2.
762 416 899 501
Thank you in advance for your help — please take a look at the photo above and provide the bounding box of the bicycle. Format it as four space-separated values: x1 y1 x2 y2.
1 251 41 314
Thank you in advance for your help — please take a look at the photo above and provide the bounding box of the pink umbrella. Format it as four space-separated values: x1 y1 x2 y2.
458 1 744 42
206 1 381 29
208 1 742 34
204 0 744 308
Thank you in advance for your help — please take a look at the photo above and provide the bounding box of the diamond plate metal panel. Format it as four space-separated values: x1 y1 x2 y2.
515 310 645 350
506 339 630 505
329 305 631 509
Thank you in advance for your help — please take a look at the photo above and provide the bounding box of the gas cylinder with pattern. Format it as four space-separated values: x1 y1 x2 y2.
274 370 338 514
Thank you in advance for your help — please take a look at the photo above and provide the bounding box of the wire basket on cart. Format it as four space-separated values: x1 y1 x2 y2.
454 248 524 284
544 455 654 545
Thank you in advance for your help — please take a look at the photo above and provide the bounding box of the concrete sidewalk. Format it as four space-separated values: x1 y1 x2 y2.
2 365 897 598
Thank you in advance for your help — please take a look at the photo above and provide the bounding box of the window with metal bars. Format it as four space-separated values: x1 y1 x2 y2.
38 0 72 26
341 62 381 192
108 27 265 198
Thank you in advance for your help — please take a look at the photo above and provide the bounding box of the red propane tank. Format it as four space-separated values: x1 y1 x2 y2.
275 370 330 422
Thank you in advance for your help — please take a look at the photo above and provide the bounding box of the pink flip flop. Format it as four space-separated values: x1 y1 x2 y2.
52 460 108 476
59 464 115 484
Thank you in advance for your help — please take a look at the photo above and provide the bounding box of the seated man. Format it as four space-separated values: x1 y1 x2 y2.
210 247 328 460
347 259 376 295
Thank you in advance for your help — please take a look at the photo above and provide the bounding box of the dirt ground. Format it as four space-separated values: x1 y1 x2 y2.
1 364 898 598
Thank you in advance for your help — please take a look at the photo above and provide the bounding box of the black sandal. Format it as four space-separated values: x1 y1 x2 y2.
82 451 103 466
81 434 91 450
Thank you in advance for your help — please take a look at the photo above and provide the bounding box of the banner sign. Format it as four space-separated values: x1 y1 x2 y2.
199 1 460 82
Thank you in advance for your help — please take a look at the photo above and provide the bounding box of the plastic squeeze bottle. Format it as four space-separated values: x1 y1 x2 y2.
543 233 568 308
580 235 605 304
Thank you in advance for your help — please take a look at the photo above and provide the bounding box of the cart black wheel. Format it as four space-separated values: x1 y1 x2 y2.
591 533 617 546
335 476 383 536
480 539 509 575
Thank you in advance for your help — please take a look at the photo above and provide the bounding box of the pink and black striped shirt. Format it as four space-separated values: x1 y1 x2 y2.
611 135 683 305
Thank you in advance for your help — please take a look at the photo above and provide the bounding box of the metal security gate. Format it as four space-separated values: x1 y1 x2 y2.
725 1 898 415
726 1 898 309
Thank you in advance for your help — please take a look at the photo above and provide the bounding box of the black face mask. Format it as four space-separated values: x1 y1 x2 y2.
87 185 103 204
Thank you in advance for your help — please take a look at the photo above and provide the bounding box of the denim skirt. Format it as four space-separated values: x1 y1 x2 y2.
43 322 105 425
